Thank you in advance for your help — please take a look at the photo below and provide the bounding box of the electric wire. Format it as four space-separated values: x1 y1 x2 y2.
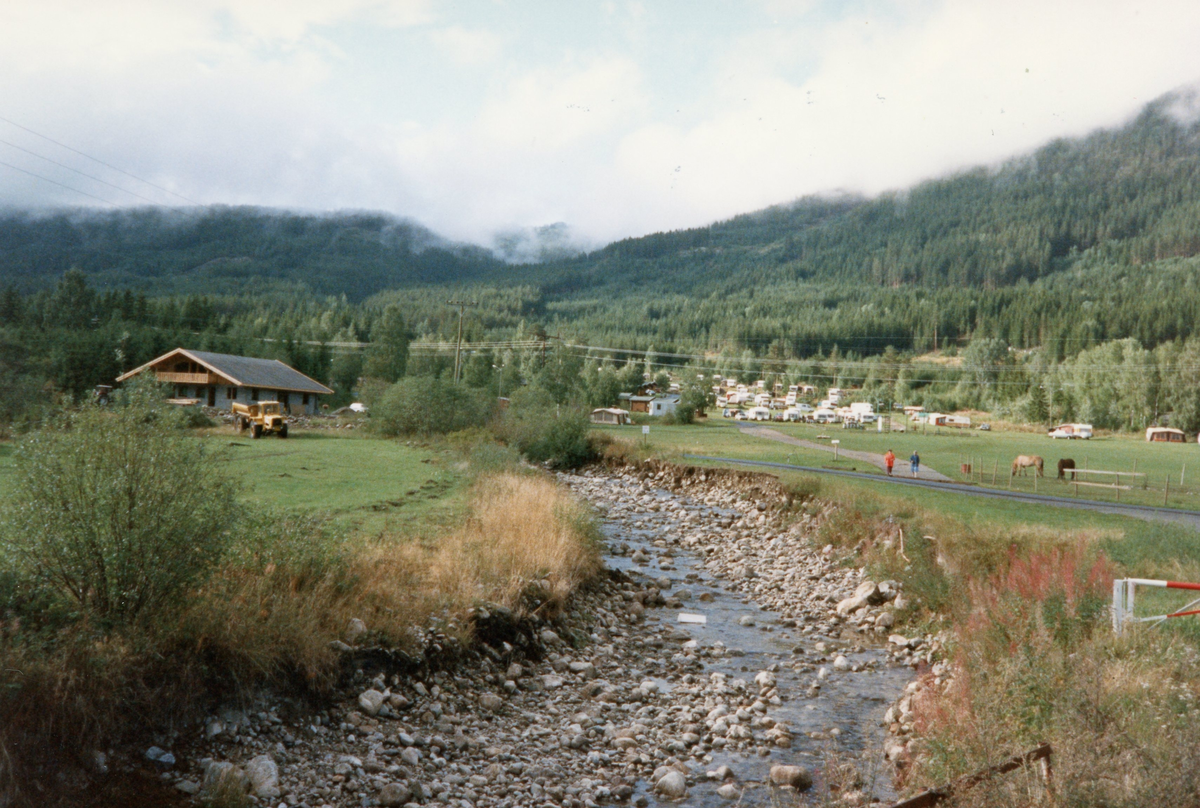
0 158 118 206
0 113 201 205
0 137 181 209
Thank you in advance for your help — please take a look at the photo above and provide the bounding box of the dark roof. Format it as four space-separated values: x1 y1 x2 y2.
118 348 332 395
188 350 332 394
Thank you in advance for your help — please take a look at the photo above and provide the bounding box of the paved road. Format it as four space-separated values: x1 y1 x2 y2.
684 454 1200 531
738 425 952 481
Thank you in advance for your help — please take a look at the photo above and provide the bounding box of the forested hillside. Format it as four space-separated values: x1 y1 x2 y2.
0 207 508 300
6 94 1200 358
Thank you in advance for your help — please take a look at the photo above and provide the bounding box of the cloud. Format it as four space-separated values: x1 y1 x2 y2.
429 26 502 66
1 1 1200 250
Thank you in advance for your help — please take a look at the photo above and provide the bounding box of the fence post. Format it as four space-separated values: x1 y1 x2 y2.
992 459 997 485
1182 464 1187 488
1166 476 1170 507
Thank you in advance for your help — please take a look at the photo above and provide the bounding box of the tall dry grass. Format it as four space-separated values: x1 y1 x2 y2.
183 472 601 687
0 471 601 805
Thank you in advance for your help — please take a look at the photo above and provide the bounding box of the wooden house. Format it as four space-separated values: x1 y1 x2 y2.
117 348 332 415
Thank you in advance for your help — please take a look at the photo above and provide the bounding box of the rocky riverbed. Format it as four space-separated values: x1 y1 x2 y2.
114 462 938 807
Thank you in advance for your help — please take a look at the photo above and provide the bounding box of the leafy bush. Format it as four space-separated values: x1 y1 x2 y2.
0 390 240 623
497 388 597 469
371 377 494 437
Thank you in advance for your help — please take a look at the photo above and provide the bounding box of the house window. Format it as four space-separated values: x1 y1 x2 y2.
251 388 259 401
227 387 236 400
280 392 290 407
302 393 309 406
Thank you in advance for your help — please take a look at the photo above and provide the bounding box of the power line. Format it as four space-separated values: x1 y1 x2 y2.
0 158 118 206
0 137 180 209
0 114 201 206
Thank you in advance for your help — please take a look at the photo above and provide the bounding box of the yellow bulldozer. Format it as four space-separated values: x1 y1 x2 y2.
232 401 289 438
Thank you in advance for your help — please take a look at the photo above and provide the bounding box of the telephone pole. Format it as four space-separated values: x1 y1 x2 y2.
448 300 478 384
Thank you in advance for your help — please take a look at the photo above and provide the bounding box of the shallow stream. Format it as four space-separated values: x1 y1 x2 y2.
600 486 911 806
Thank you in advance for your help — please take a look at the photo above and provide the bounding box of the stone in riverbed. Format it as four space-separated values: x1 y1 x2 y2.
655 770 688 799
379 782 412 806
358 689 387 716
769 764 813 789
244 754 279 798
754 671 776 690
717 783 740 799
479 693 503 711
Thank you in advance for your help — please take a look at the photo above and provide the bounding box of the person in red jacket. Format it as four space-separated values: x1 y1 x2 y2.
884 449 895 476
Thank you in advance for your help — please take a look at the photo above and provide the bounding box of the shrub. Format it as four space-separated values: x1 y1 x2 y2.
497 388 597 468
371 377 493 437
0 392 240 623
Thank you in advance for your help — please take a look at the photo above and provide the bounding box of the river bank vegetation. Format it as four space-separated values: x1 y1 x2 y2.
0 390 602 802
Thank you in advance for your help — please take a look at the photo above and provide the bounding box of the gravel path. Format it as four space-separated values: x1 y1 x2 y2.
738 427 953 482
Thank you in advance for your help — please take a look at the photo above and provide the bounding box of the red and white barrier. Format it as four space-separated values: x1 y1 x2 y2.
1113 578 1200 633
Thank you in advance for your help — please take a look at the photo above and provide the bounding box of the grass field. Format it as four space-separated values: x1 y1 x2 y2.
603 416 1200 509
217 430 468 534
0 429 469 536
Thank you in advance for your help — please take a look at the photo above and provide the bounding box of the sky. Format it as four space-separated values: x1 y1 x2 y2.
2 1 1200 254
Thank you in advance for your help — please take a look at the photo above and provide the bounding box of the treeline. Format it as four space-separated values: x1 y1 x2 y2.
8 269 1200 435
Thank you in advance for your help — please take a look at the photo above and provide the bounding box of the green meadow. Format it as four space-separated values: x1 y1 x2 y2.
603 415 1200 509
0 430 469 536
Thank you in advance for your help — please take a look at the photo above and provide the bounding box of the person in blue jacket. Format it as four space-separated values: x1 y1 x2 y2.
909 450 920 477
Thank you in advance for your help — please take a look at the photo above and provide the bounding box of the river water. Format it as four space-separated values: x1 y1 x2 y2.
598 484 912 806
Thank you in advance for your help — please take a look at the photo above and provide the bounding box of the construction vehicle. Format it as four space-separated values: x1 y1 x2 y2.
232 401 288 438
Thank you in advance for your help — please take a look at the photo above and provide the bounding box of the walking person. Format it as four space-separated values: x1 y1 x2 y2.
910 450 920 478
884 449 895 476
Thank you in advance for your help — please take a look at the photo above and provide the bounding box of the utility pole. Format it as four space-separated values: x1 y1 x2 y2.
448 299 478 384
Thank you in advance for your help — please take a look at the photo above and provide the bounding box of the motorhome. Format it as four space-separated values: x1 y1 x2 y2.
812 408 838 424
828 388 845 404
754 393 772 407
747 406 772 421
1049 423 1092 439
782 404 813 421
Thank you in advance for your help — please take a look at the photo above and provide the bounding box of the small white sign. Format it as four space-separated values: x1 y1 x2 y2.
642 425 650 435
678 613 707 624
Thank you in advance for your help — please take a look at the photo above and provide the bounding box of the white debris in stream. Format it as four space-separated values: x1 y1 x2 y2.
125 462 948 807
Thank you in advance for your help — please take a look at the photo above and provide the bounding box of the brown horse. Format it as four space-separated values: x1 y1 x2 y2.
1012 455 1044 477
1057 458 1076 481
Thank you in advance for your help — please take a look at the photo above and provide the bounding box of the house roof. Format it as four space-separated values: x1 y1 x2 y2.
117 348 333 395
